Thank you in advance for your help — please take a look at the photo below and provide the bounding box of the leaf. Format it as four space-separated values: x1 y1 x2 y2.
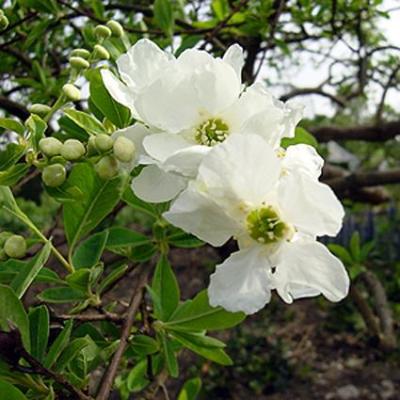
55 337 91 372
63 163 126 250
72 231 109 269
165 290 245 331
11 242 52 298
0 143 26 171
178 377 202 400
38 287 87 303
131 335 160 356
281 127 318 149
152 255 180 321
98 263 128 294
161 335 178 378
0 118 25 135
58 115 89 141
0 164 29 186
29 305 49 362
25 114 47 151
0 285 30 350
127 359 150 392
106 227 149 248
88 69 131 129
44 320 73 368
171 331 232 365
63 109 107 136
154 0 174 36
45 182 84 203
168 231 204 248
0 380 27 400
328 244 353 265
350 231 361 262
66 269 92 293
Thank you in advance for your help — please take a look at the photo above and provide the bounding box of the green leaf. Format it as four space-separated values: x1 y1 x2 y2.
88 69 131 129
165 290 245 331
171 331 232 365
58 115 89 141
29 305 49 362
66 269 92 293
11 242 52 298
0 380 27 400
106 227 150 248
55 337 91 372
127 359 150 392
72 231 109 269
161 334 178 378
44 320 73 368
178 377 202 400
98 263 128 294
168 231 204 248
281 127 318 149
131 335 160 356
152 255 180 321
154 0 174 36
350 231 361 262
45 182 84 203
0 118 25 135
64 109 107 136
0 164 29 186
38 287 87 303
328 244 353 265
0 143 26 171
63 163 126 250
25 114 47 151
212 0 230 20
0 285 30 350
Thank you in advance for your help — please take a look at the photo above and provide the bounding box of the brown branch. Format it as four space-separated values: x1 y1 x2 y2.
311 120 400 142
96 264 150 400
280 87 346 107
0 95 29 119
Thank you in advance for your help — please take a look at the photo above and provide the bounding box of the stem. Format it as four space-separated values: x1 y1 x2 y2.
95 264 150 400
43 94 67 123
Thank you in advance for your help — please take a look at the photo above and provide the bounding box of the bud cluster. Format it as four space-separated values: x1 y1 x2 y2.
0 232 27 260
0 10 9 30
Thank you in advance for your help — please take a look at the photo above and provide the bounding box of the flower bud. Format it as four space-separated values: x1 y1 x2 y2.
62 83 81 102
0 249 7 261
69 56 90 70
42 163 67 187
39 137 63 157
0 15 9 30
113 136 135 163
29 103 52 116
95 134 114 152
71 48 91 59
106 20 124 37
0 231 12 247
93 44 110 60
94 25 112 40
4 235 27 259
61 139 85 160
87 136 98 156
95 155 118 180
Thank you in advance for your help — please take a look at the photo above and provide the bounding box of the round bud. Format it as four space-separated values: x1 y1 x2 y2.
87 136 98 156
106 20 124 37
39 137 63 157
62 83 81 102
0 231 12 247
0 249 7 261
95 155 118 180
0 15 9 30
93 44 110 60
69 56 90 70
42 164 67 187
95 134 114 152
113 136 135 163
94 25 112 40
29 103 52 116
71 48 91 59
4 235 27 259
61 139 85 161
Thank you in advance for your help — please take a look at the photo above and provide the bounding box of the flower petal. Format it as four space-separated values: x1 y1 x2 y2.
278 173 344 237
198 134 281 207
208 246 272 314
222 44 244 82
164 185 240 246
132 165 187 203
283 144 324 179
271 239 349 303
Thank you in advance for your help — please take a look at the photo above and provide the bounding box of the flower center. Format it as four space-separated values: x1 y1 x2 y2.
195 118 229 146
246 206 293 244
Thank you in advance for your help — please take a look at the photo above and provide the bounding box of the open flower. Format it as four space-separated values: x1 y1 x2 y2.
164 134 349 314
102 39 302 202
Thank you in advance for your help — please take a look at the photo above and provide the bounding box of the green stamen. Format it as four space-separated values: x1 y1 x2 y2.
195 118 229 146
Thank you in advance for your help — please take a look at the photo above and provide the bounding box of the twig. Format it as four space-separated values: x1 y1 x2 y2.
96 264 150 400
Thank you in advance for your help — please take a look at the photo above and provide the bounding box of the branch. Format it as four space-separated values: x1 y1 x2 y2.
281 87 346 107
96 264 150 400
0 95 29 119
311 120 400 142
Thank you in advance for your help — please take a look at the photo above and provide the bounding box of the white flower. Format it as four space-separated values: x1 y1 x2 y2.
164 134 349 314
101 39 303 203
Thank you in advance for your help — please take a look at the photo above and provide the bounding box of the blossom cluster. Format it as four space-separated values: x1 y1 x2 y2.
102 39 349 315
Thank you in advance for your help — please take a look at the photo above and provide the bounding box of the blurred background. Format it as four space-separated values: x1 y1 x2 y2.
0 0 399 399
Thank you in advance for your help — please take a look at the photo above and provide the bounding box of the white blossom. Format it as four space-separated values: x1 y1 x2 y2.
164 134 349 314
